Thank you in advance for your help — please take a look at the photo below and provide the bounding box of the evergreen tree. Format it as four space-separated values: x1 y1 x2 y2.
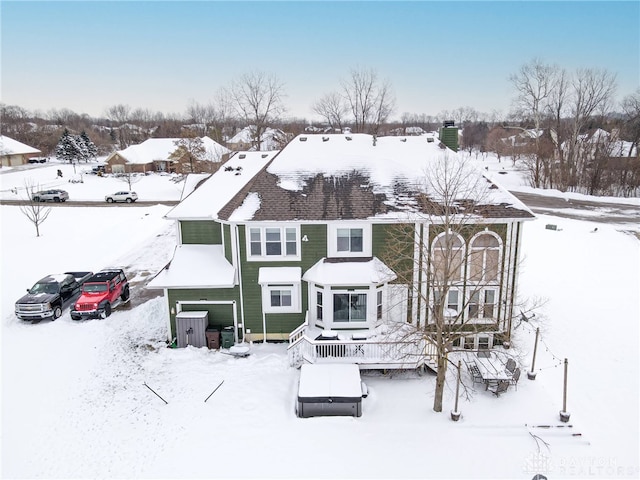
79 130 98 161
54 128 82 164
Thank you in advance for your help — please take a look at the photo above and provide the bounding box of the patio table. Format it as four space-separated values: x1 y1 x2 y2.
473 352 511 389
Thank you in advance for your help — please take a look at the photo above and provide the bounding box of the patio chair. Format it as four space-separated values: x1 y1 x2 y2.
510 367 521 390
489 380 510 397
466 361 484 385
505 358 517 374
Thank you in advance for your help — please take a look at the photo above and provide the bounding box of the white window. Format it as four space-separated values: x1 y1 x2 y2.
270 288 292 308
434 289 460 312
333 292 367 322
258 267 302 313
337 228 363 252
468 288 497 319
316 291 323 320
328 223 371 257
431 232 465 282
248 226 300 261
261 285 300 313
469 232 501 282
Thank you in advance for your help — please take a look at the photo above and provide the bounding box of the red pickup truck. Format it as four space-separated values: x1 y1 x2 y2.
71 269 130 320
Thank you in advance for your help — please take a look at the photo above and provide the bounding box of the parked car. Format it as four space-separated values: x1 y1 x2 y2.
71 269 130 320
31 189 69 202
105 191 138 203
15 271 93 321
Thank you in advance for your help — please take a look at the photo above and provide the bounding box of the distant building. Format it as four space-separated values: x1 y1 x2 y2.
104 136 230 174
0 135 42 167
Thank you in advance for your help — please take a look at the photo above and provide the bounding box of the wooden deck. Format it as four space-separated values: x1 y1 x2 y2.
287 319 438 371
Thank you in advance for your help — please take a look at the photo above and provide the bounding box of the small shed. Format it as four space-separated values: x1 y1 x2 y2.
176 311 208 348
296 364 364 418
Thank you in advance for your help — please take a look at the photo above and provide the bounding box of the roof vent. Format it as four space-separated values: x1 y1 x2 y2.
239 154 246 159
345 136 352 141
322 136 329 142
299 137 307 142
427 137 434 143
261 154 268 158
400 138 407 142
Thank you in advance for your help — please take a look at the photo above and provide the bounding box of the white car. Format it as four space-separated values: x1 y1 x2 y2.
105 191 138 203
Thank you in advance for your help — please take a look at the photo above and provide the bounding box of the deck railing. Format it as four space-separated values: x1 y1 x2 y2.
287 319 439 370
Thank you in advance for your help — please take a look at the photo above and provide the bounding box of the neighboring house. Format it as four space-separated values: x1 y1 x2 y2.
149 133 534 370
0 135 41 167
104 136 230 174
226 126 289 151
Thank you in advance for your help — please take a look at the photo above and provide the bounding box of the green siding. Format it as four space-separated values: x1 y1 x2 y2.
374 223 415 285
264 313 306 337
223 224 233 263
236 224 327 335
180 221 222 244
438 127 459 152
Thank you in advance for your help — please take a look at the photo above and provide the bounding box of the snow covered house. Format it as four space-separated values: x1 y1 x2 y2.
149 134 534 369
104 136 230 174
226 126 289 151
0 135 42 167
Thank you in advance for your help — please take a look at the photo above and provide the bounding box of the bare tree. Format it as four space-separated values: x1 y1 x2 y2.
620 88 640 156
19 181 52 237
117 170 142 191
340 67 395 134
174 135 206 174
312 92 349 132
105 104 134 149
382 155 520 412
226 71 286 150
509 59 560 187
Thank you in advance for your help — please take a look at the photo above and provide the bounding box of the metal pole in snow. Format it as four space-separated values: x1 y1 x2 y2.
204 380 225 403
143 383 168 404
454 360 461 412
528 327 540 380
560 358 570 422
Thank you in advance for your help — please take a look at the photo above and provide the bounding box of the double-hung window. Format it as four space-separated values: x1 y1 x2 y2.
248 226 299 260
337 228 363 253
328 224 371 257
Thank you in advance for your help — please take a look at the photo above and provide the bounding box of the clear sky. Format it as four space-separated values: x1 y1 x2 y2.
1 1 639 121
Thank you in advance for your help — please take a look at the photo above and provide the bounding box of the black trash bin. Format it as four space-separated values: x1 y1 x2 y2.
221 326 235 349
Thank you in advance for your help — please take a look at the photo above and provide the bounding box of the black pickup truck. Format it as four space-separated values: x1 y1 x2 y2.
15 271 93 321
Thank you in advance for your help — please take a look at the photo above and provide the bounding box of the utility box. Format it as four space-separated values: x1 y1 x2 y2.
221 326 235 349
176 311 208 348
206 329 220 350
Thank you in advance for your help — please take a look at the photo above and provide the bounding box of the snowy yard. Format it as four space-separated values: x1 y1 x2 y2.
1 158 639 478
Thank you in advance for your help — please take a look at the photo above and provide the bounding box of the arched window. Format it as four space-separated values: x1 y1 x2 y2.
469 233 501 283
431 232 465 283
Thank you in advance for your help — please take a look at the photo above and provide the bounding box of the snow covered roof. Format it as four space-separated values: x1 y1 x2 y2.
0 135 41 156
258 267 301 284
227 126 285 151
147 245 235 289
217 133 534 222
164 151 278 220
302 257 397 285
113 136 230 165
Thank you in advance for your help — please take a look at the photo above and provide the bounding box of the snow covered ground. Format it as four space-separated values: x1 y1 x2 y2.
1 156 639 479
